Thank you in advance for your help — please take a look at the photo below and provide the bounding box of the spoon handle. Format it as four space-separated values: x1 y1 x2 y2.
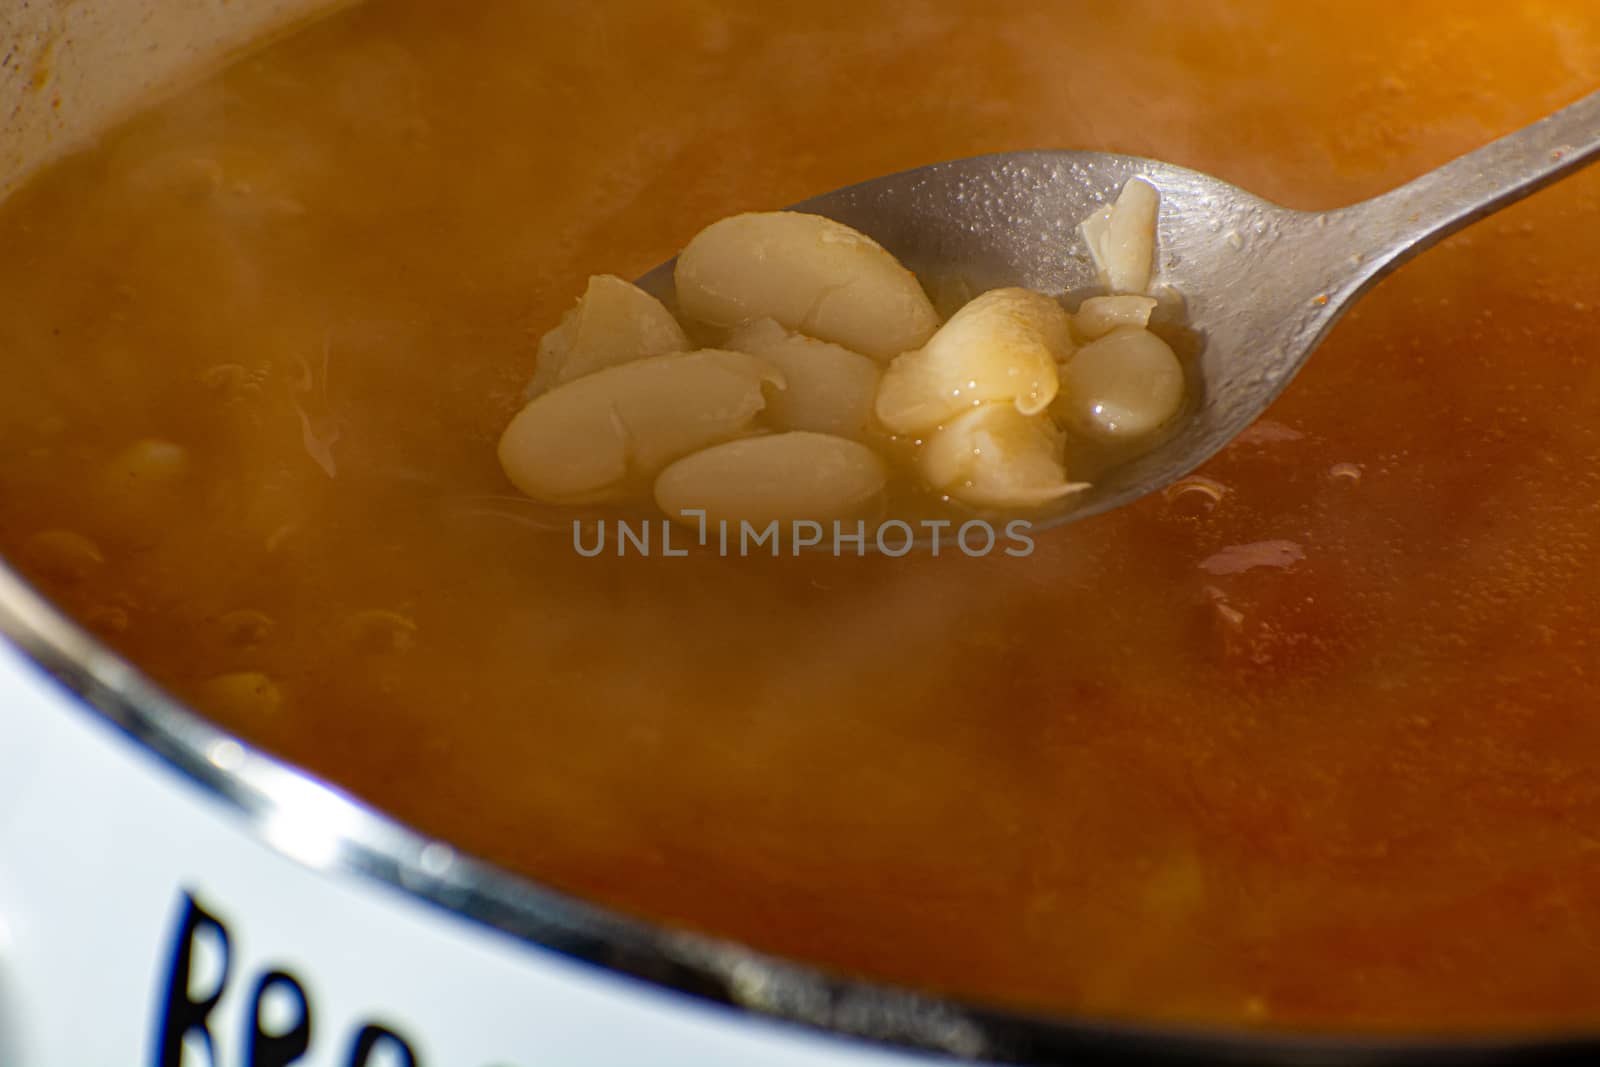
1352 88 1600 278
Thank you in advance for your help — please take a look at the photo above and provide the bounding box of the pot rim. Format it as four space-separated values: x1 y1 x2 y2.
0 556 1595 1066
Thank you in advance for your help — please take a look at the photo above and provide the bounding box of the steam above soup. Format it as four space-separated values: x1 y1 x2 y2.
7 0 1599 1036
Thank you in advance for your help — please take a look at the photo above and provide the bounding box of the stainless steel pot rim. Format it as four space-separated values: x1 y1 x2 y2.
0 555 1595 1067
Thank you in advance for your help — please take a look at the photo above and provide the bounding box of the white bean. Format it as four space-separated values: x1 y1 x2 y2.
196 672 283 720
1080 178 1159 294
526 274 689 398
725 318 880 439
100 438 192 525
875 287 1069 434
674 211 939 360
920 403 1088 509
655 432 887 528
1079 203 1113 282
105 438 190 491
1073 294 1157 341
23 529 105 584
1056 326 1185 440
499 350 783 503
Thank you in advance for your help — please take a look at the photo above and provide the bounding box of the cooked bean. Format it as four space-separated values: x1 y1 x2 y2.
875 287 1068 434
196 671 283 720
920 402 1088 508
1056 326 1185 439
526 274 689 397
726 318 880 439
499 350 783 503
655 431 887 527
674 211 939 360
1074 294 1157 341
105 438 190 492
23 529 105 584
1080 178 1159 294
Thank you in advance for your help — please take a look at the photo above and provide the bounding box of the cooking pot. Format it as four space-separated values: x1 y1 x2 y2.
2 3 1599 1065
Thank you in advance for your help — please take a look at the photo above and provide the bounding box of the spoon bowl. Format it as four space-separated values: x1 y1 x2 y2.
638 89 1600 535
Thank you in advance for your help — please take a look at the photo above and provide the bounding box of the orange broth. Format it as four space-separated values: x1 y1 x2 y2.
3 0 1600 1032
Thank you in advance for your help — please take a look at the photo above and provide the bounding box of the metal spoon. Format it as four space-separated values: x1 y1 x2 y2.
638 89 1600 532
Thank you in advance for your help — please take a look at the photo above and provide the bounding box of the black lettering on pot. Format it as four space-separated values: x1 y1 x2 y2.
154 892 231 1067
246 970 311 1067
348 1024 419 1067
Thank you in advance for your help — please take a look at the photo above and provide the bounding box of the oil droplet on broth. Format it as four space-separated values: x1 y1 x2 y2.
1163 475 1227 517
342 609 418 654
216 608 276 648
84 604 131 634
1199 539 1305 576
1329 461 1362 483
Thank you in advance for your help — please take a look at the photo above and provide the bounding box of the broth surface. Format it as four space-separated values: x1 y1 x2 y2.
5 0 1600 1032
